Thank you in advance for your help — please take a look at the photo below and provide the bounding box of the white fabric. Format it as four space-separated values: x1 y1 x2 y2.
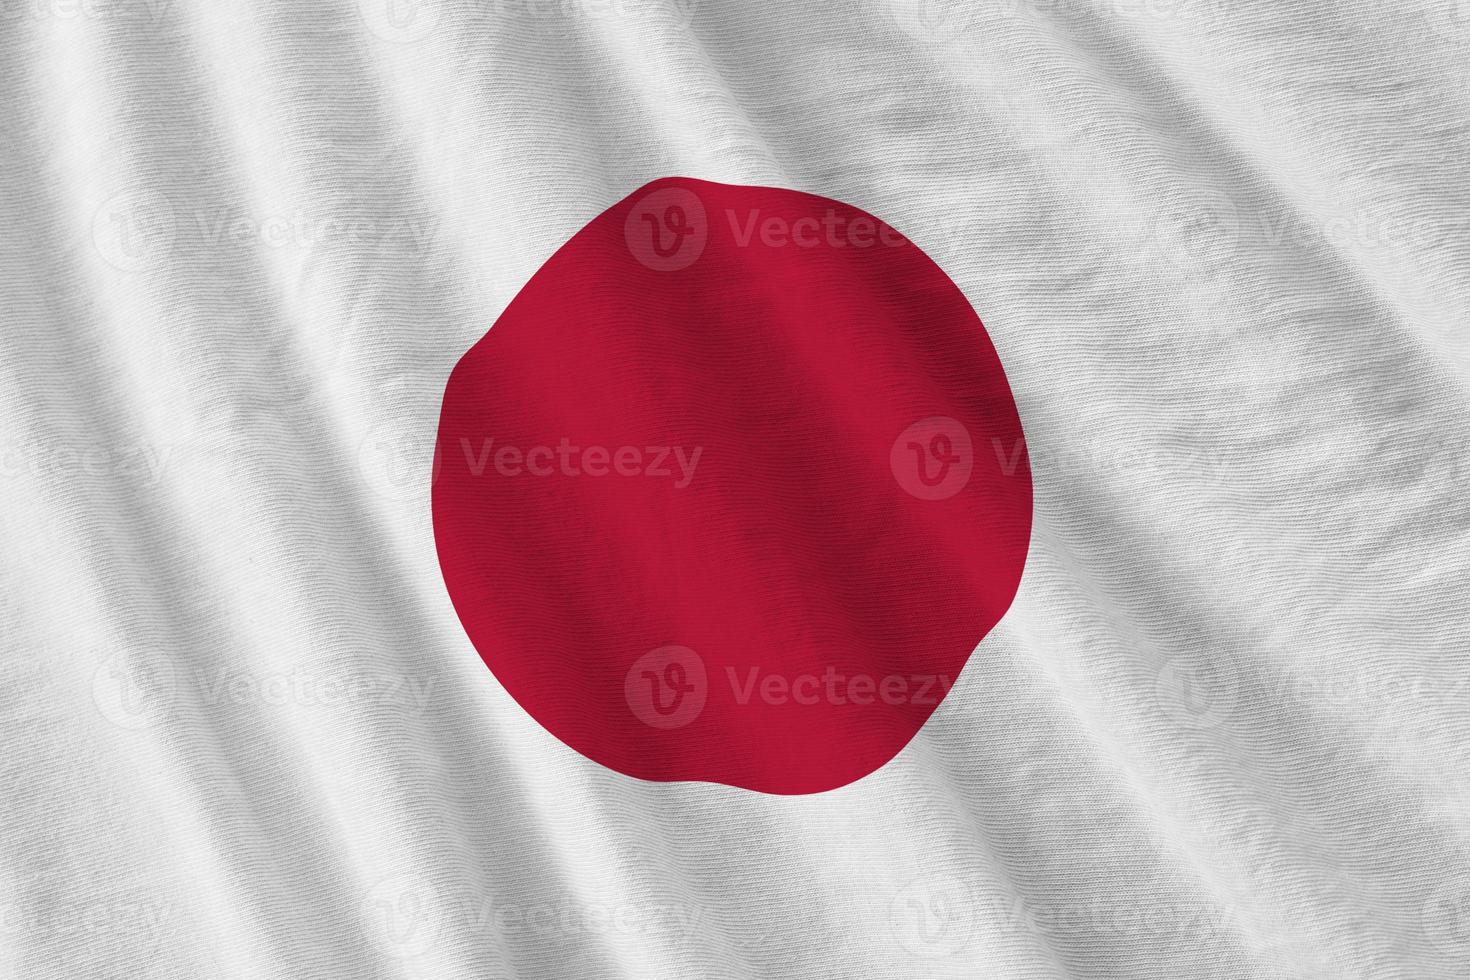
1 1 1468 977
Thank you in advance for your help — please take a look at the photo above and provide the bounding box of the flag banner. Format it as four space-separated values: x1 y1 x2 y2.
1 2 1467 978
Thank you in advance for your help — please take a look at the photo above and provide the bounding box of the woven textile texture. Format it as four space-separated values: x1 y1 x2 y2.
1 1 1468 977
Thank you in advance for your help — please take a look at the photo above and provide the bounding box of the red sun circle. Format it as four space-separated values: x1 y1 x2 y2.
434 177 1032 795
